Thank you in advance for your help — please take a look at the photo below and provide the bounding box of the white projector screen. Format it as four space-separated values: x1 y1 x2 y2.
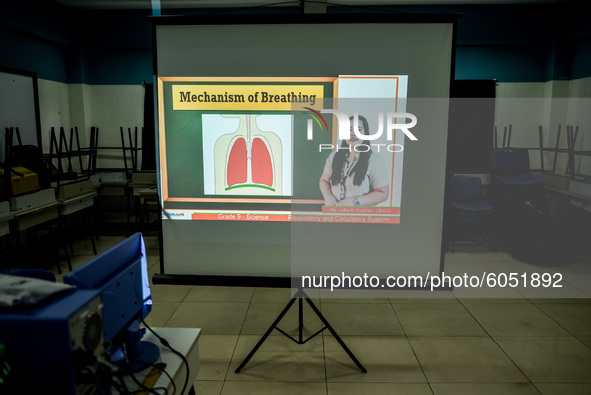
152 15 457 288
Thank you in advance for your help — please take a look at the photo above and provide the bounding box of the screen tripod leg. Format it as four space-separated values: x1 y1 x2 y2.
234 296 297 373
304 297 367 373
235 289 367 373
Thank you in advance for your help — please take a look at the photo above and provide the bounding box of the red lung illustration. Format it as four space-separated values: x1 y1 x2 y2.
227 137 247 186
251 138 273 186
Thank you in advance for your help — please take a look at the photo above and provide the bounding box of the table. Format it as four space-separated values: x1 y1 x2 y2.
139 186 159 226
114 327 202 395
10 201 60 232
0 212 13 237
5 201 66 271
129 182 157 227
59 191 98 258
0 201 11 237
0 212 13 257
59 191 97 216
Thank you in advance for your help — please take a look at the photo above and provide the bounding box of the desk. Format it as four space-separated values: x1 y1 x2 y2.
139 186 159 226
96 180 131 232
115 327 201 395
0 213 13 257
546 186 591 212
59 191 97 216
10 201 60 232
130 182 156 225
59 191 98 257
0 201 11 237
130 182 156 196
5 201 65 272
0 212 12 237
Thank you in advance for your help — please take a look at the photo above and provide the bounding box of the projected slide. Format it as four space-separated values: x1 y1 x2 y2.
158 76 409 224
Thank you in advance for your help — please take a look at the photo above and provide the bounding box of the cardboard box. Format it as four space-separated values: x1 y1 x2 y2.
57 180 94 200
0 166 40 196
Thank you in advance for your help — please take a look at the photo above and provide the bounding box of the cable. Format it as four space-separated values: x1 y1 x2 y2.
112 377 169 395
127 360 177 395
83 366 106 395
200 0 406 15
140 319 189 395
308 0 406 13
204 1 299 15
140 318 190 395
110 378 129 394
110 349 176 394
116 346 168 395
123 359 167 395
121 365 168 395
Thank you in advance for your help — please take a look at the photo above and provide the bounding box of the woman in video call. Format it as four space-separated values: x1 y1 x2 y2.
319 115 390 207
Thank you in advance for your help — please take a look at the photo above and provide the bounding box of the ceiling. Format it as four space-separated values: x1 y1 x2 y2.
53 0 571 10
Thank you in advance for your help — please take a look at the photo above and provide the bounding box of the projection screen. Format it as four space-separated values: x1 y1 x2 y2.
152 14 457 288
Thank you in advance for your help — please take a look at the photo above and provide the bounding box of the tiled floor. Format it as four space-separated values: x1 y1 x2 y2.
54 235 591 395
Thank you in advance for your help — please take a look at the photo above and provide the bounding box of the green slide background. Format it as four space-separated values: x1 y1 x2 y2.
161 81 334 200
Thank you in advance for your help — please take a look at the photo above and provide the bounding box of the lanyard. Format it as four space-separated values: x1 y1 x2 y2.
339 155 358 200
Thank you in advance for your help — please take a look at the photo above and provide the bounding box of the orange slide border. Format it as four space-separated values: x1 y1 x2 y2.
157 76 402 208
157 76 337 204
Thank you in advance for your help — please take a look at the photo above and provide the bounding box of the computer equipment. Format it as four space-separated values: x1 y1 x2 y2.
64 232 159 373
0 289 109 395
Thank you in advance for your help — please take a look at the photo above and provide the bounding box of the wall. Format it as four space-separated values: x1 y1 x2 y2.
451 1 591 178
495 77 591 175
1 0 590 174
37 79 71 153
87 84 146 169
59 83 141 171
30 79 146 171
0 2 150 171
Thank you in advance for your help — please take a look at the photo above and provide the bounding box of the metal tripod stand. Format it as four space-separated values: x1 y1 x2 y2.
235 288 367 373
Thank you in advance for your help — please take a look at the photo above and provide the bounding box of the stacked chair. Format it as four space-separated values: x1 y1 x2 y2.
448 175 495 251
489 147 556 263
490 147 544 209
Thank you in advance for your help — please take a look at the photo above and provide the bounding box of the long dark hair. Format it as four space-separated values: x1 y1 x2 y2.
330 115 372 186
